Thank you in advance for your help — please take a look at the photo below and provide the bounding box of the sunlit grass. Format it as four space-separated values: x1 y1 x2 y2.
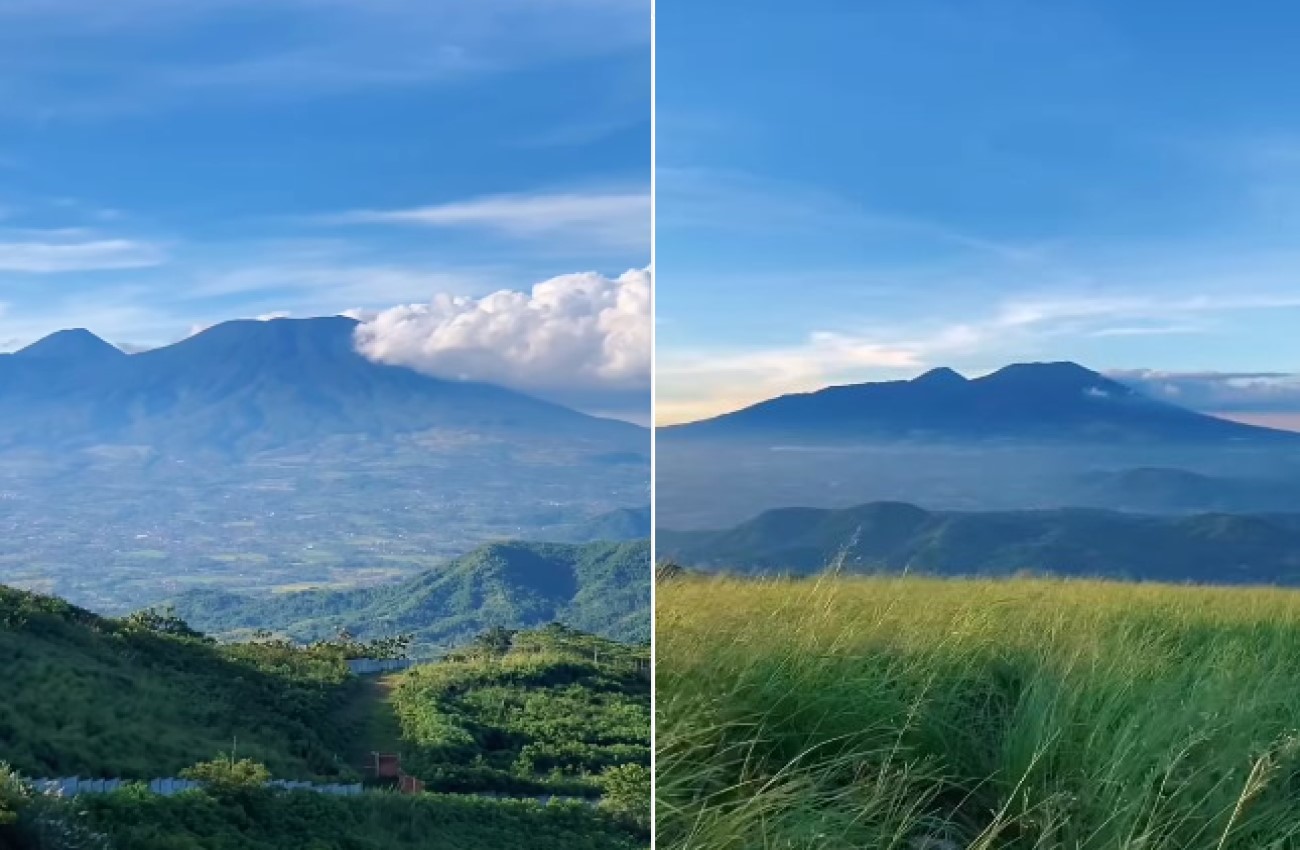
656 574 1300 850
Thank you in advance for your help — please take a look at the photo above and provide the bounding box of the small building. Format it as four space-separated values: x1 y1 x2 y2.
371 752 402 779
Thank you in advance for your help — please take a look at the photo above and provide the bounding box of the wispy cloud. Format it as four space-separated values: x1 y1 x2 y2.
656 287 1300 424
0 0 647 117
656 166 1050 263
0 237 165 272
325 189 650 252
657 334 923 425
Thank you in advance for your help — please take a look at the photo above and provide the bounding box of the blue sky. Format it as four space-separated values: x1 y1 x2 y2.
657 0 1300 427
0 0 649 416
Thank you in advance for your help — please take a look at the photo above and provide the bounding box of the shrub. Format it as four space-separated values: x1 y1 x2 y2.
180 756 271 792
598 763 650 833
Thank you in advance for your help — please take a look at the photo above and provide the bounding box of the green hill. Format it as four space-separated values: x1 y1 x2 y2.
391 625 650 802
0 585 359 780
658 502 1300 584
173 540 651 649
0 590 650 849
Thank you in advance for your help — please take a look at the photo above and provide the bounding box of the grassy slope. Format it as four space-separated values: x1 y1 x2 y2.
0 586 357 780
657 574 1300 850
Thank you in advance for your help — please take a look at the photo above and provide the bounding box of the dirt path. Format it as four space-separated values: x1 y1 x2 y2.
334 671 598 805
339 672 406 770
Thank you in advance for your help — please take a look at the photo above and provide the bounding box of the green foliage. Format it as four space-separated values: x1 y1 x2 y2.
391 625 649 796
0 585 359 780
2 585 649 848
179 756 271 792
658 574 1300 850
73 786 643 849
598 763 650 834
120 607 211 641
0 763 27 827
173 540 651 650
0 767 111 850
14 796 111 850
466 626 517 658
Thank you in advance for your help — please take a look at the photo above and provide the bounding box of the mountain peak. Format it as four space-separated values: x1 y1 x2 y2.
977 361 1130 394
14 328 125 361
667 358 1291 443
912 366 967 386
983 361 1099 382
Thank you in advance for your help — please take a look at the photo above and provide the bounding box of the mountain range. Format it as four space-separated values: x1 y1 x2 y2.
0 317 648 613
0 316 641 454
171 539 651 648
657 502 1300 585
662 362 1293 444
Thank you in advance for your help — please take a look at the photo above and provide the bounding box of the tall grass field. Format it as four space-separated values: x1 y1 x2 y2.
656 574 1300 850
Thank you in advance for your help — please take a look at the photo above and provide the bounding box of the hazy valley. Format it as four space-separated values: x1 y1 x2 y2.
658 363 1300 538
0 320 651 847
0 318 649 612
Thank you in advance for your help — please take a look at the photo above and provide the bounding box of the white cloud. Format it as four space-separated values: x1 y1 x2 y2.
1110 369 1300 414
354 267 650 399
0 238 165 272
328 189 650 252
654 287 1300 424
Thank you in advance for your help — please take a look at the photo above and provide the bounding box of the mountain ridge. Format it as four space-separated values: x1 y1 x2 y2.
657 501 1300 585
662 361 1294 443
0 316 644 453
171 538 652 648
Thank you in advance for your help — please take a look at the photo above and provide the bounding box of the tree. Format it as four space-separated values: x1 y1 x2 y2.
364 633 412 660
469 626 516 657
180 755 270 792
0 762 28 828
120 606 209 641
598 763 650 834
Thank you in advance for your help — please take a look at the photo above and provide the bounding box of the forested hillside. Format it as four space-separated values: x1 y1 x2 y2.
0 585 360 779
174 540 651 648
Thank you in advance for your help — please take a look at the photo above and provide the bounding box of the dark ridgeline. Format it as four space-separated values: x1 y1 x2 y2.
0 316 644 454
663 361 1297 444
658 501 1300 585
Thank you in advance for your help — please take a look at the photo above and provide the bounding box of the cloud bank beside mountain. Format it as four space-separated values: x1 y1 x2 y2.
1111 369 1300 432
353 267 651 417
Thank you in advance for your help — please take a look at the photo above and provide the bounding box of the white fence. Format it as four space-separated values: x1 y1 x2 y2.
27 777 364 797
346 658 416 675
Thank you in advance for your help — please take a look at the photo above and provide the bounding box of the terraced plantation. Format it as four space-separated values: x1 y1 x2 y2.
0 586 649 849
